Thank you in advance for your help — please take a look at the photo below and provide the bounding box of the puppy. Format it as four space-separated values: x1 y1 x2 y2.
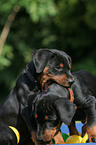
23 70 96 144
0 48 73 145
22 84 76 144
33 48 74 88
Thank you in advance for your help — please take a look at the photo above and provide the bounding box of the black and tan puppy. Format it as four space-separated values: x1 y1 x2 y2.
0 48 73 145
24 70 96 144
23 84 75 144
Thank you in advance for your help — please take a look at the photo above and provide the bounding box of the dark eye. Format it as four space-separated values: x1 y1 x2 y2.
55 66 63 70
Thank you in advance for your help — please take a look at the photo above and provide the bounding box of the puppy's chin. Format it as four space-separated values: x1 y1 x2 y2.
37 129 56 143
43 137 53 142
37 135 53 143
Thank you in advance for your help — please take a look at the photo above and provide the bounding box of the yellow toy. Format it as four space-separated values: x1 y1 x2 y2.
9 126 20 144
65 133 88 144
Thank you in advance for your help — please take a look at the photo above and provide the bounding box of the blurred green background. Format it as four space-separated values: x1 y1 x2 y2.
0 0 96 103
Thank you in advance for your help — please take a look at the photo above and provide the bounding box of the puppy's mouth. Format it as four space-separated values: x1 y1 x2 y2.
43 79 55 90
38 72 70 90
37 132 55 143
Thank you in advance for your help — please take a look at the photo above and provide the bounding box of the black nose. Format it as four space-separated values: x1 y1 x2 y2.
67 78 74 86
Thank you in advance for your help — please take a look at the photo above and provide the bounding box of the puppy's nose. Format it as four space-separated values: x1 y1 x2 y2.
67 78 74 86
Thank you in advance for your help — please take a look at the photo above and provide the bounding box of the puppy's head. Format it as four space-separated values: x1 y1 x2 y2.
32 49 74 88
30 93 76 143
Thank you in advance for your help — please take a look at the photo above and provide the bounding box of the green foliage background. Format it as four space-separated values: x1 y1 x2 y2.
0 0 96 102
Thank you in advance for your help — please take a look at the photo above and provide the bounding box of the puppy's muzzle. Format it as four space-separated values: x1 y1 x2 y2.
67 77 74 87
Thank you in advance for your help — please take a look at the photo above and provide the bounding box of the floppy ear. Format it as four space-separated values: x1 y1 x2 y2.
55 98 76 126
32 49 51 73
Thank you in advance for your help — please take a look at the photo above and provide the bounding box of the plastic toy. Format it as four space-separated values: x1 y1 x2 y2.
9 126 20 144
65 133 88 144
62 133 69 142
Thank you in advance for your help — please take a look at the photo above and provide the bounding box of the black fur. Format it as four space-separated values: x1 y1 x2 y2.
24 70 96 143
0 48 73 145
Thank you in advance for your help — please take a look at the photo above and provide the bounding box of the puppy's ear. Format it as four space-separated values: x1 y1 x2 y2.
32 49 51 73
55 98 76 126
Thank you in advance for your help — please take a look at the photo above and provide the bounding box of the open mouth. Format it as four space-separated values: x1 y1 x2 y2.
43 79 56 90
38 72 71 90
43 79 70 91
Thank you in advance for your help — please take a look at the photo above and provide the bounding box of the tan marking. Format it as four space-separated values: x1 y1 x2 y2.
35 114 38 119
68 88 74 103
60 63 64 68
69 64 71 69
75 106 77 109
43 67 49 73
39 73 69 89
44 128 56 141
44 115 48 120
43 122 62 142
